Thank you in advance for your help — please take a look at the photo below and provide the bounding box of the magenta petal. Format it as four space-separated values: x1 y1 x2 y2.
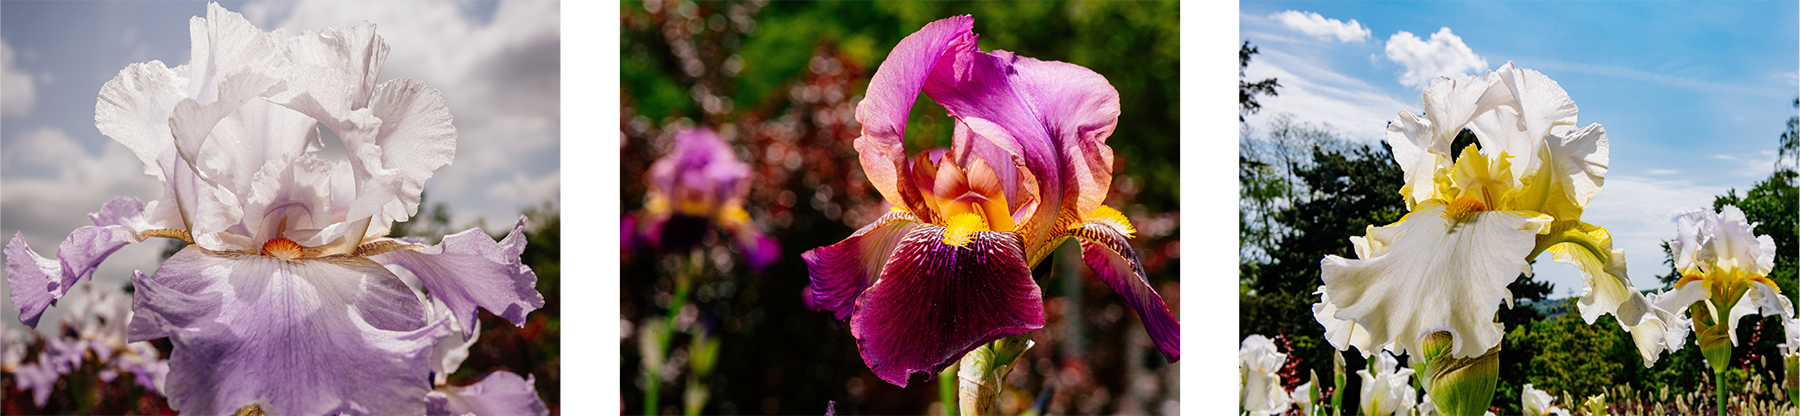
371 216 543 335
129 247 444 416
854 16 976 214
6 233 59 327
802 211 922 321
850 226 1043 387
1067 222 1180 362
425 371 549 416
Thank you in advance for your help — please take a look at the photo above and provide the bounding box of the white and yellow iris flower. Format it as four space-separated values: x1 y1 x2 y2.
1317 62 1660 362
1658 206 1792 349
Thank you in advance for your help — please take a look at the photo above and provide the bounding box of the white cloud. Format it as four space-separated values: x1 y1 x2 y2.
1270 10 1370 43
1241 48 1418 143
1 39 35 118
244 0 561 231
1384 27 1488 89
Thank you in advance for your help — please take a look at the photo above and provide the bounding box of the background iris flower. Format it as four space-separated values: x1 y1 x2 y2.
623 127 779 271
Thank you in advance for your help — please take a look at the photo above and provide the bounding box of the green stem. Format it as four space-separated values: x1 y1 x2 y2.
940 363 960 416
648 250 704 416
1716 369 1727 416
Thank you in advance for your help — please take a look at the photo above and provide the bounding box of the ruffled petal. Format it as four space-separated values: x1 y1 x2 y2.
1320 204 1550 359
1624 290 1693 366
425 298 478 386
1467 62 1580 180
1726 279 1794 345
6 233 61 327
371 216 542 336
425 372 549 416
8 198 159 327
1062 220 1178 362
1314 286 1378 356
358 78 458 229
853 16 975 216
802 210 923 320
1238 334 1285 374
128 247 444 416
849 226 1042 387
1386 71 1509 206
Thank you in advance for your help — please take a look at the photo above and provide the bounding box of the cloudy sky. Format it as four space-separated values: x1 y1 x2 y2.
0 0 560 325
1240 2 1799 297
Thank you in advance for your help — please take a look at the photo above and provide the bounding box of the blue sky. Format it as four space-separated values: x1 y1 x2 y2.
1240 2 1799 298
0 1 561 326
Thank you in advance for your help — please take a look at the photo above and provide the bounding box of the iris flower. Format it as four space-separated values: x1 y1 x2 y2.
1317 62 1654 361
1240 335 1292 415
624 127 778 271
1357 351 1416 416
1523 384 1570 416
801 15 1180 386
1660 206 1792 350
4 4 542 414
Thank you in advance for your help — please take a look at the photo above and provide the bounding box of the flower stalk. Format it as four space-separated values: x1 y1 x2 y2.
956 333 1034 416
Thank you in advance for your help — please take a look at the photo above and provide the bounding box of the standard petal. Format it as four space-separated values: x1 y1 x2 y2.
370 216 543 336
425 372 550 416
853 16 975 215
849 226 1043 386
358 78 458 229
1063 220 1179 362
802 210 923 320
1320 204 1549 359
128 247 443 416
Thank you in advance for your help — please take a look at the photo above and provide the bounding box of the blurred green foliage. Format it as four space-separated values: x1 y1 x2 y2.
623 0 1181 212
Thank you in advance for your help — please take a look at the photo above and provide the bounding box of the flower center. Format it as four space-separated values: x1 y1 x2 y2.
942 212 990 248
1443 196 1489 225
260 238 304 260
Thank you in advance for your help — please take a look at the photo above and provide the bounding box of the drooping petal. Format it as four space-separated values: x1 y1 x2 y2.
1062 219 1179 362
853 16 975 217
425 297 479 386
128 247 444 416
425 372 550 416
1540 221 1647 327
1624 289 1693 366
6 222 147 327
1321 204 1551 359
370 216 542 336
1314 286 1378 356
1726 279 1794 345
849 226 1042 387
802 210 923 320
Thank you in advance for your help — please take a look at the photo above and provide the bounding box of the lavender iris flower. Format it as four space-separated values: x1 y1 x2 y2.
801 16 1179 387
625 127 779 271
3 4 542 414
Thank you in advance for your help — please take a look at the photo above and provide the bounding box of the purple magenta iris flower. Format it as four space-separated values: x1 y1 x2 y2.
3 4 542 415
625 127 780 271
801 16 1179 387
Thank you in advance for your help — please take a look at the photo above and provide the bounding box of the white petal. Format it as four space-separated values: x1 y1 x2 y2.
1239 334 1286 373
1726 280 1795 346
1313 286 1376 356
1322 204 1549 358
